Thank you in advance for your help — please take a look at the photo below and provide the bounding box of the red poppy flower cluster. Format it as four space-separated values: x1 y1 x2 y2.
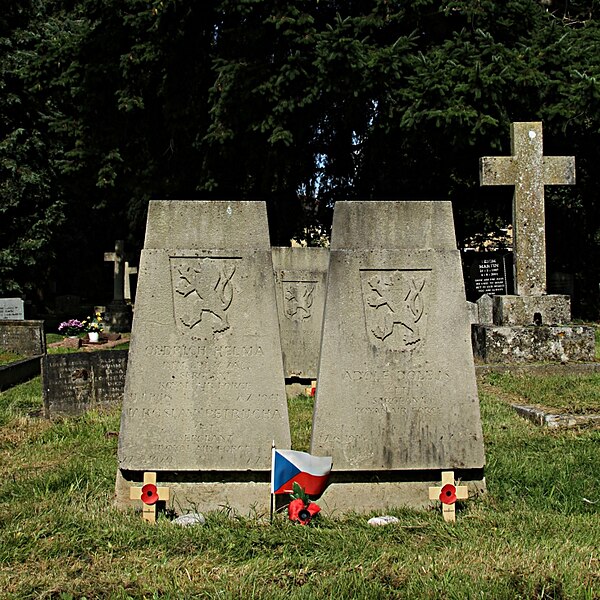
288 498 321 525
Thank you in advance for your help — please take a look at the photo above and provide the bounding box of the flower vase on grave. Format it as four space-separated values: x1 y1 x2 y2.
88 331 99 343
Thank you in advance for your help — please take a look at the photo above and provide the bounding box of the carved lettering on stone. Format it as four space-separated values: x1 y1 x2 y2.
170 257 239 336
360 269 430 350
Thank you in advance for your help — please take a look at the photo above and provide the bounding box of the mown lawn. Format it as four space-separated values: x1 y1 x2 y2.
0 374 598 599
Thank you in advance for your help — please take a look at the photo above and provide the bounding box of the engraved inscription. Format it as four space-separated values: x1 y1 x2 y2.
360 269 430 350
283 280 316 321
170 257 239 337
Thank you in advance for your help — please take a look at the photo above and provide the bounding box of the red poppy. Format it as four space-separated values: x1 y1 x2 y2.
439 483 457 505
288 498 321 525
141 483 159 505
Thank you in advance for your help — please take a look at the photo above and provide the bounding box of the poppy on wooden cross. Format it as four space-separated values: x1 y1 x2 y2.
129 471 170 523
428 471 469 522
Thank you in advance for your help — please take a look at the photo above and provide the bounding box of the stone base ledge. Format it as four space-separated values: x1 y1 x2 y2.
317 479 486 514
512 404 600 429
115 470 486 515
493 295 570 326
472 324 595 364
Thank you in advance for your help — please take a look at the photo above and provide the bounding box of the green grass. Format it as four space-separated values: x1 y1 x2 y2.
482 371 600 414
0 351 26 365
0 377 598 598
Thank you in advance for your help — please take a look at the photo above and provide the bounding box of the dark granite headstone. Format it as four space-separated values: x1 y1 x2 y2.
462 252 513 302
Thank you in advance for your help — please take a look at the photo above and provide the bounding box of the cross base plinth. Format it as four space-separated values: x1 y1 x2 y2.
492 295 570 326
472 324 595 364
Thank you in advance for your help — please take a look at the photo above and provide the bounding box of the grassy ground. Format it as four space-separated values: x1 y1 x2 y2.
0 377 598 598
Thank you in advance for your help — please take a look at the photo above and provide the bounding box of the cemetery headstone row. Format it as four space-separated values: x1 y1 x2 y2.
115 199 486 515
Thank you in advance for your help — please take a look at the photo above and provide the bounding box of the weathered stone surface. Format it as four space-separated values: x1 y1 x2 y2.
493 294 571 326
0 298 24 320
272 247 328 379
467 301 478 325
512 404 600 429
310 201 485 510
317 479 486 514
480 122 575 296
472 325 594 363
43 350 128 417
117 201 290 515
0 320 45 355
476 294 494 325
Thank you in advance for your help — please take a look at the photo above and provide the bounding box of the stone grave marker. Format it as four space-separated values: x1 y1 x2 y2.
0 298 24 320
480 122 575 296
310 201 485 512
272 247 329 380
462 252 513 302
115 201 291 515
104 240 133 332
0 320 45 355
475 122 594 362
43 350 128 417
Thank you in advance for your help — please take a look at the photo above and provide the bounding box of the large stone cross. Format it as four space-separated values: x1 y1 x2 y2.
480 122 575 296
104 240 125 302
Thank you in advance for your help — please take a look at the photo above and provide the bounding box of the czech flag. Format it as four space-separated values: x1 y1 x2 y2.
271 448 332 496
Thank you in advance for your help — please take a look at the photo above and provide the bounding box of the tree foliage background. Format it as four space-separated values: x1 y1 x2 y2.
2 0 600 315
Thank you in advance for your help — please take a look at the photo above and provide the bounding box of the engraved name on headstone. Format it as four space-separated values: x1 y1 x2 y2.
310 201 485 511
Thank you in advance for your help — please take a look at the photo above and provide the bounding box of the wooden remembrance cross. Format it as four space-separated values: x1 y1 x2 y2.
129 472 170 523
479 122 575 296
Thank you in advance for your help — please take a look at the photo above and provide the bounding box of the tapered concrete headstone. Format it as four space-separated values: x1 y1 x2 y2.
272 247 329 379
116 201 291 514
310 201 485 512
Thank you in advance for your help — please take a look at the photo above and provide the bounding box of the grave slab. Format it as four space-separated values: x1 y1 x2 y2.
311 201 485 511
0 320 45 355
272 247 328 379
116 201 291 515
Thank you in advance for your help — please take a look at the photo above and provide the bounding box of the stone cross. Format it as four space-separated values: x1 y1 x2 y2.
480 122 575 296
428 471 469 523
104 240 125 302
129 471 170 523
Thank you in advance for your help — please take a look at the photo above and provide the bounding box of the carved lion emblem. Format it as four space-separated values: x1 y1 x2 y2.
171 257 238 337
360 269 429 351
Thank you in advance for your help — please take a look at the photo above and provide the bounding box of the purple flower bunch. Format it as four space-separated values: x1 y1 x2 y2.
58 319 85 337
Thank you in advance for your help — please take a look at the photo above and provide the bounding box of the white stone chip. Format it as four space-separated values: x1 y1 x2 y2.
173 512 206 527
368 515 399 527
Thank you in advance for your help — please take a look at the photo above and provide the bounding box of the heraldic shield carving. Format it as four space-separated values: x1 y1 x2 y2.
360 269 430 351
283 281 316 321
170 257 238 337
